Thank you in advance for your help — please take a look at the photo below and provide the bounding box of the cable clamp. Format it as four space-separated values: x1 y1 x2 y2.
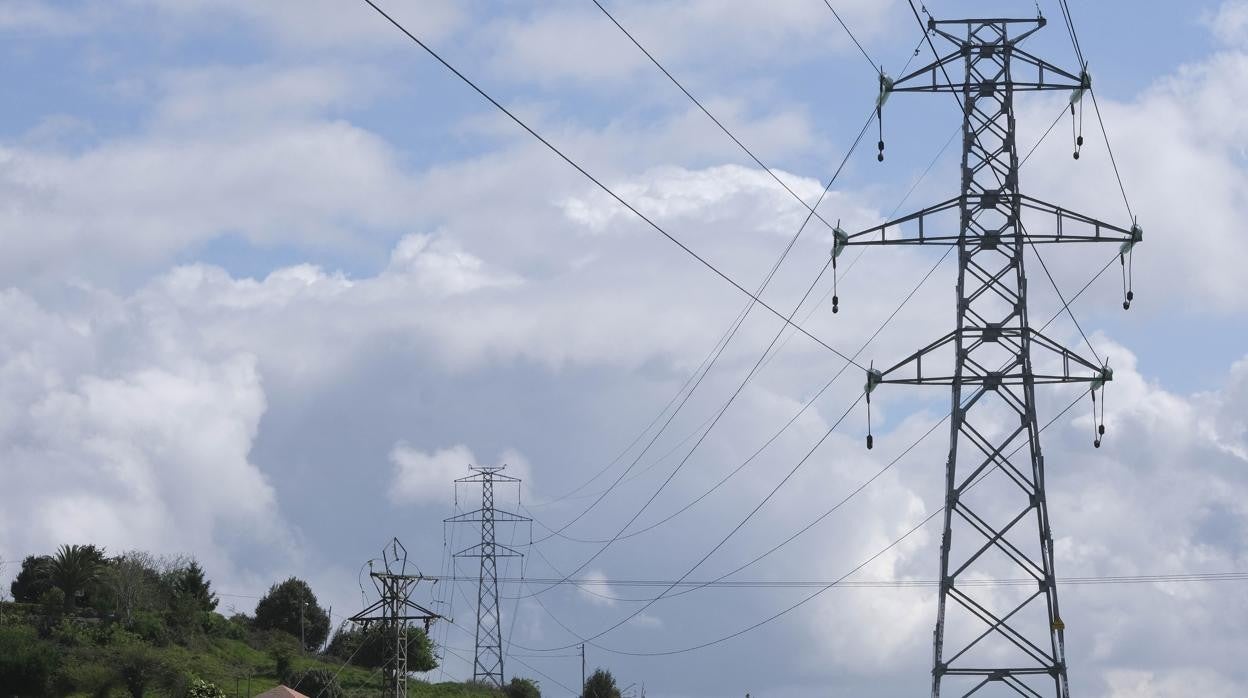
1070 69 1091 105
832 225 849 259
864 367 884 395
1120 222 1143 256
876 72 894 109
1092 362 1112 391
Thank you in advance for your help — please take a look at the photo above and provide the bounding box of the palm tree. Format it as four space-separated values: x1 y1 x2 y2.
46 544 105 609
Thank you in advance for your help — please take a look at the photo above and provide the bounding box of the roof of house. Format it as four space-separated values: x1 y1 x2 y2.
254 686 311 698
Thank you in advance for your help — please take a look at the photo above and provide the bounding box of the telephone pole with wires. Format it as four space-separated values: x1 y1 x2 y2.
447 465 530 688
842 13 1140 698
348 538 441 698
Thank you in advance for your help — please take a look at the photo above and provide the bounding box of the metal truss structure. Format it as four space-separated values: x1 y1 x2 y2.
842 16 1141 698
348 538 441 698
447 466 530 688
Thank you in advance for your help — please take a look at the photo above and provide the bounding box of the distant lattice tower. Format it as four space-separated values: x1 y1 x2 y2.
447 465 530 688
348 538 441 698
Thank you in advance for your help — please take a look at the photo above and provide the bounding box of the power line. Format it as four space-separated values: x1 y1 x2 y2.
524 28 951 551
1055 0 1134 221
361 0 865 370
525 7 911 516
434 571 1248 590
590 0 843 236
528 244 953 548
520 393 864 651
514 243 1123 655
547 384 1092 659
1090 88 1135 221
513 103 882 602
821 0 881 72
1057 0 1087 68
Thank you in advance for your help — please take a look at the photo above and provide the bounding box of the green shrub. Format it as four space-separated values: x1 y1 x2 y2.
130 609 171 646
506 676 542 698
188 676 228 698
287 668 343 698
0 624 60 696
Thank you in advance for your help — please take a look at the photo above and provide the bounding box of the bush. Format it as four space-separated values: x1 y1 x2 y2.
506 676 542 698
54 655 116 698
130 609 172 646
287 668 343 698
188 676 228 698
263 632 299 682
0 624 60 696
39 587 67 621
584 668 621 698
204 611 245 640
326 624 437 672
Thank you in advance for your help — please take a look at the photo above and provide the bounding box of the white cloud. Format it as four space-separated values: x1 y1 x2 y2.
579 569 618 607
390 443 534 505
1103 668 1242 698
482 0 894 86
1205 0 1248 46
0 288 292 587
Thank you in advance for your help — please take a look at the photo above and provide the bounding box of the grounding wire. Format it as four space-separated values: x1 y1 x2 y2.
361 0 866 371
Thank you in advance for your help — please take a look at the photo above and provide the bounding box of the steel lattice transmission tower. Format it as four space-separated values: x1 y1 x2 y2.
447 465 530 688
839 15 1141 698
348 538 441 698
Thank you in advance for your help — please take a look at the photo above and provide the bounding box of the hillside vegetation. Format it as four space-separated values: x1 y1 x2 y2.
0 545 535 697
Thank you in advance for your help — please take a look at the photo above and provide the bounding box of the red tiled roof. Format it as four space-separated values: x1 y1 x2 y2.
254 686 311 698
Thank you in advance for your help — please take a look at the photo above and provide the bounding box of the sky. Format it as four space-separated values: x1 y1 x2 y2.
1 0 1247 696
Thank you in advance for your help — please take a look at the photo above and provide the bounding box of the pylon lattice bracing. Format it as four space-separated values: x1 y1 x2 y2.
844 16 1141 698
348 538 441 698
447 465 530 688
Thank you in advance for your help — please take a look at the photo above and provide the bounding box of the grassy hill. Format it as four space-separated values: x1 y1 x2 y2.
0 601 501 697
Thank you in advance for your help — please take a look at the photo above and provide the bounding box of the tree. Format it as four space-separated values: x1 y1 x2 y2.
9 555 53 603
114 643 164 698
98 551 165 626
584 669 622 698
254 577 330 651
174 560 218 612
48 544 106 610
325 624 437 672
505 677 542 698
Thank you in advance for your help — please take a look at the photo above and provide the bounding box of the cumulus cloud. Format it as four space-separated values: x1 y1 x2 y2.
0 288 292 587
1205 0 1248 46
2 2 1247 696
390 444 476 504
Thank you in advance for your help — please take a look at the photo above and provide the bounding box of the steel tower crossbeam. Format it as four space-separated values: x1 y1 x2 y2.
448 465 530 689
348 538 441 698
843 16 1140 698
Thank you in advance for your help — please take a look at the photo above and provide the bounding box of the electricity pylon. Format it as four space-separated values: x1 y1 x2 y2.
447 465 530 688
348 538 441 698
839 16 1141 698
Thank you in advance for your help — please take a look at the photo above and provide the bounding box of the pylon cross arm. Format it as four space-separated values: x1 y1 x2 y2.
869 327 1106 387
445 508 532 524
839 195 1137 248
453 541 525 558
